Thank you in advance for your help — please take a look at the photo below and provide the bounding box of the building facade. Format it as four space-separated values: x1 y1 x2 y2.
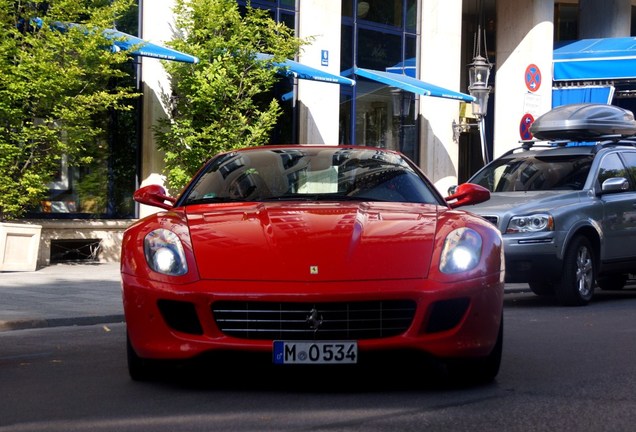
22 0 636 267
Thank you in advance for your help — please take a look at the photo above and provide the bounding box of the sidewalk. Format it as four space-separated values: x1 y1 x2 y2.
0 262 123 332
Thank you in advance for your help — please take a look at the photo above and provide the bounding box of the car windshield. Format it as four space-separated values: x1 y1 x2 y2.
182 147 443 205
471 153 594 192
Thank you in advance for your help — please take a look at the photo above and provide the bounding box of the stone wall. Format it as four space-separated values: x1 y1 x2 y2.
30 219 135 268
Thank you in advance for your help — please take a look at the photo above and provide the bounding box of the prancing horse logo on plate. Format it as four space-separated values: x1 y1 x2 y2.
310 265 319 274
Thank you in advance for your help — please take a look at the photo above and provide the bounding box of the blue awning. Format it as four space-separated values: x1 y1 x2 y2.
104 29 200 64
48 21 200 64
257 53 355 86
554 37 636 81
385 58 416 78
354 67 475 102
552 86 615 108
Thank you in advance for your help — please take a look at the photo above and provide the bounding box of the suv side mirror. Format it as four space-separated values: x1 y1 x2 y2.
133 184 176 210
600 177 630 194
445 183 490 209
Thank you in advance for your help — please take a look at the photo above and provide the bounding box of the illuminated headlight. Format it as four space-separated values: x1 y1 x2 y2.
144 229 188 276
506 214 554 233
440 228 482 274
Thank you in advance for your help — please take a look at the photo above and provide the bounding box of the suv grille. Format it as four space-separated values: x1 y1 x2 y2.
212 300 416 340
482 215 499 227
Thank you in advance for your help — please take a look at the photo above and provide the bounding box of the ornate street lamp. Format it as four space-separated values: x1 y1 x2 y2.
468 0 492 164
391 89 413 154
468 54 491 119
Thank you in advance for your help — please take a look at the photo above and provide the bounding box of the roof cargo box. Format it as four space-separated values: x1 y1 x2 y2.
529 103 636 141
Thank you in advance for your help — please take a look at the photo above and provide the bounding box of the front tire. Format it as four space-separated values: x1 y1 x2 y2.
127 333 159 381
556 235 596 306
446 314 503 385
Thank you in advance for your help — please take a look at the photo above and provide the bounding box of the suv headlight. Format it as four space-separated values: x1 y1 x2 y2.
144 229 188 276
440 228 482 274
506 214 554 233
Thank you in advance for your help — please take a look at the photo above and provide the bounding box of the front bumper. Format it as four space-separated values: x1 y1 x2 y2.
123 273 503 362
502 234 563 283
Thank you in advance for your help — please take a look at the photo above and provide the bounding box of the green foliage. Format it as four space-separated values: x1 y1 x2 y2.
0 0 139 220
156 0 305 191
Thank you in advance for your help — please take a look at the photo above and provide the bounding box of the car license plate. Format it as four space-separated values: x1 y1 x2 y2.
273 341 357 364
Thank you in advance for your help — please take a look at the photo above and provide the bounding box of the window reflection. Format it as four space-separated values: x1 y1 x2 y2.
184 148 441 205
598 153 632 190
357 28 401 70
471 154 594 192
356 0 402 27
340 0 419 163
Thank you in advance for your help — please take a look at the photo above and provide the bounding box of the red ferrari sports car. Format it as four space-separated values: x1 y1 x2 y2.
121 145 504 382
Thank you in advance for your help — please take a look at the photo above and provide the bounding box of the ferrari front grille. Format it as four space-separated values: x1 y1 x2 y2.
212 300 417 340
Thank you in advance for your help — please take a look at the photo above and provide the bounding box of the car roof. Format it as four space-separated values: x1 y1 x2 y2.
498 140 636 160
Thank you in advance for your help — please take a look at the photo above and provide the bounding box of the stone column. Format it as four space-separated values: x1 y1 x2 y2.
419 0 464 193
297 0 343 144
579 0 631 38
139 0 174 217
493 0 553 157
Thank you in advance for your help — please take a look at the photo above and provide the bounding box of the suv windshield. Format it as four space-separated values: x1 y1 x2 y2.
471 153 594 192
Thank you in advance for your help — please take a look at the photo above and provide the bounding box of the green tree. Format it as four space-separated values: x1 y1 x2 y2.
0 0 139 220
157 0 305 191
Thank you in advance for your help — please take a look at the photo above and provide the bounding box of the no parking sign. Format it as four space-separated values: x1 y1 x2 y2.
519 113 535 140
525 64 541 92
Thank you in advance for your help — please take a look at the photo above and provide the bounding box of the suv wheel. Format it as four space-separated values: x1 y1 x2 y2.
556 235 596 306
597 274 628 291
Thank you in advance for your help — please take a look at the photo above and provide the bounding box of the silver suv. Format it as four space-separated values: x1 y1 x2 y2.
461 104 636 306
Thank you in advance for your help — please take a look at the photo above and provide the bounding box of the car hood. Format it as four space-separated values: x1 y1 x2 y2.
186 201 441 281
462 190 581 216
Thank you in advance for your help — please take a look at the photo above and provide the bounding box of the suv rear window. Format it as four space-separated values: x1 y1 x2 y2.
472 154 594 192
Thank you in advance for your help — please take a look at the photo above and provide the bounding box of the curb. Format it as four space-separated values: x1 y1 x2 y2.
0 314 125 332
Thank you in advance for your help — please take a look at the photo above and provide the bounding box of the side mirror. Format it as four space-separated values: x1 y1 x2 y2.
445 183 490 209
600 177 630 195
133 184 176 210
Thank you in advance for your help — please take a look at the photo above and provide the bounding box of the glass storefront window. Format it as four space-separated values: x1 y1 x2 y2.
340 24 353 72
357 28 402 70
239 0 297 144
357 0 402 27
342 0 353 18
239 0 295 22
352 81 415 158
340 0 419 163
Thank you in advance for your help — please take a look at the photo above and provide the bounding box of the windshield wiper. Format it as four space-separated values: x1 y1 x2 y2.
261 194 387 202
260 194 322 201
185 197 245 205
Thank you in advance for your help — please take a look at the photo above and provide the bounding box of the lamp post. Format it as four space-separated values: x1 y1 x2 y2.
468 0 492 165
468 54 491 164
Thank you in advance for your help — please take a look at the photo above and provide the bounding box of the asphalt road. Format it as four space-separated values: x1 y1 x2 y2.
2 289 636 432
